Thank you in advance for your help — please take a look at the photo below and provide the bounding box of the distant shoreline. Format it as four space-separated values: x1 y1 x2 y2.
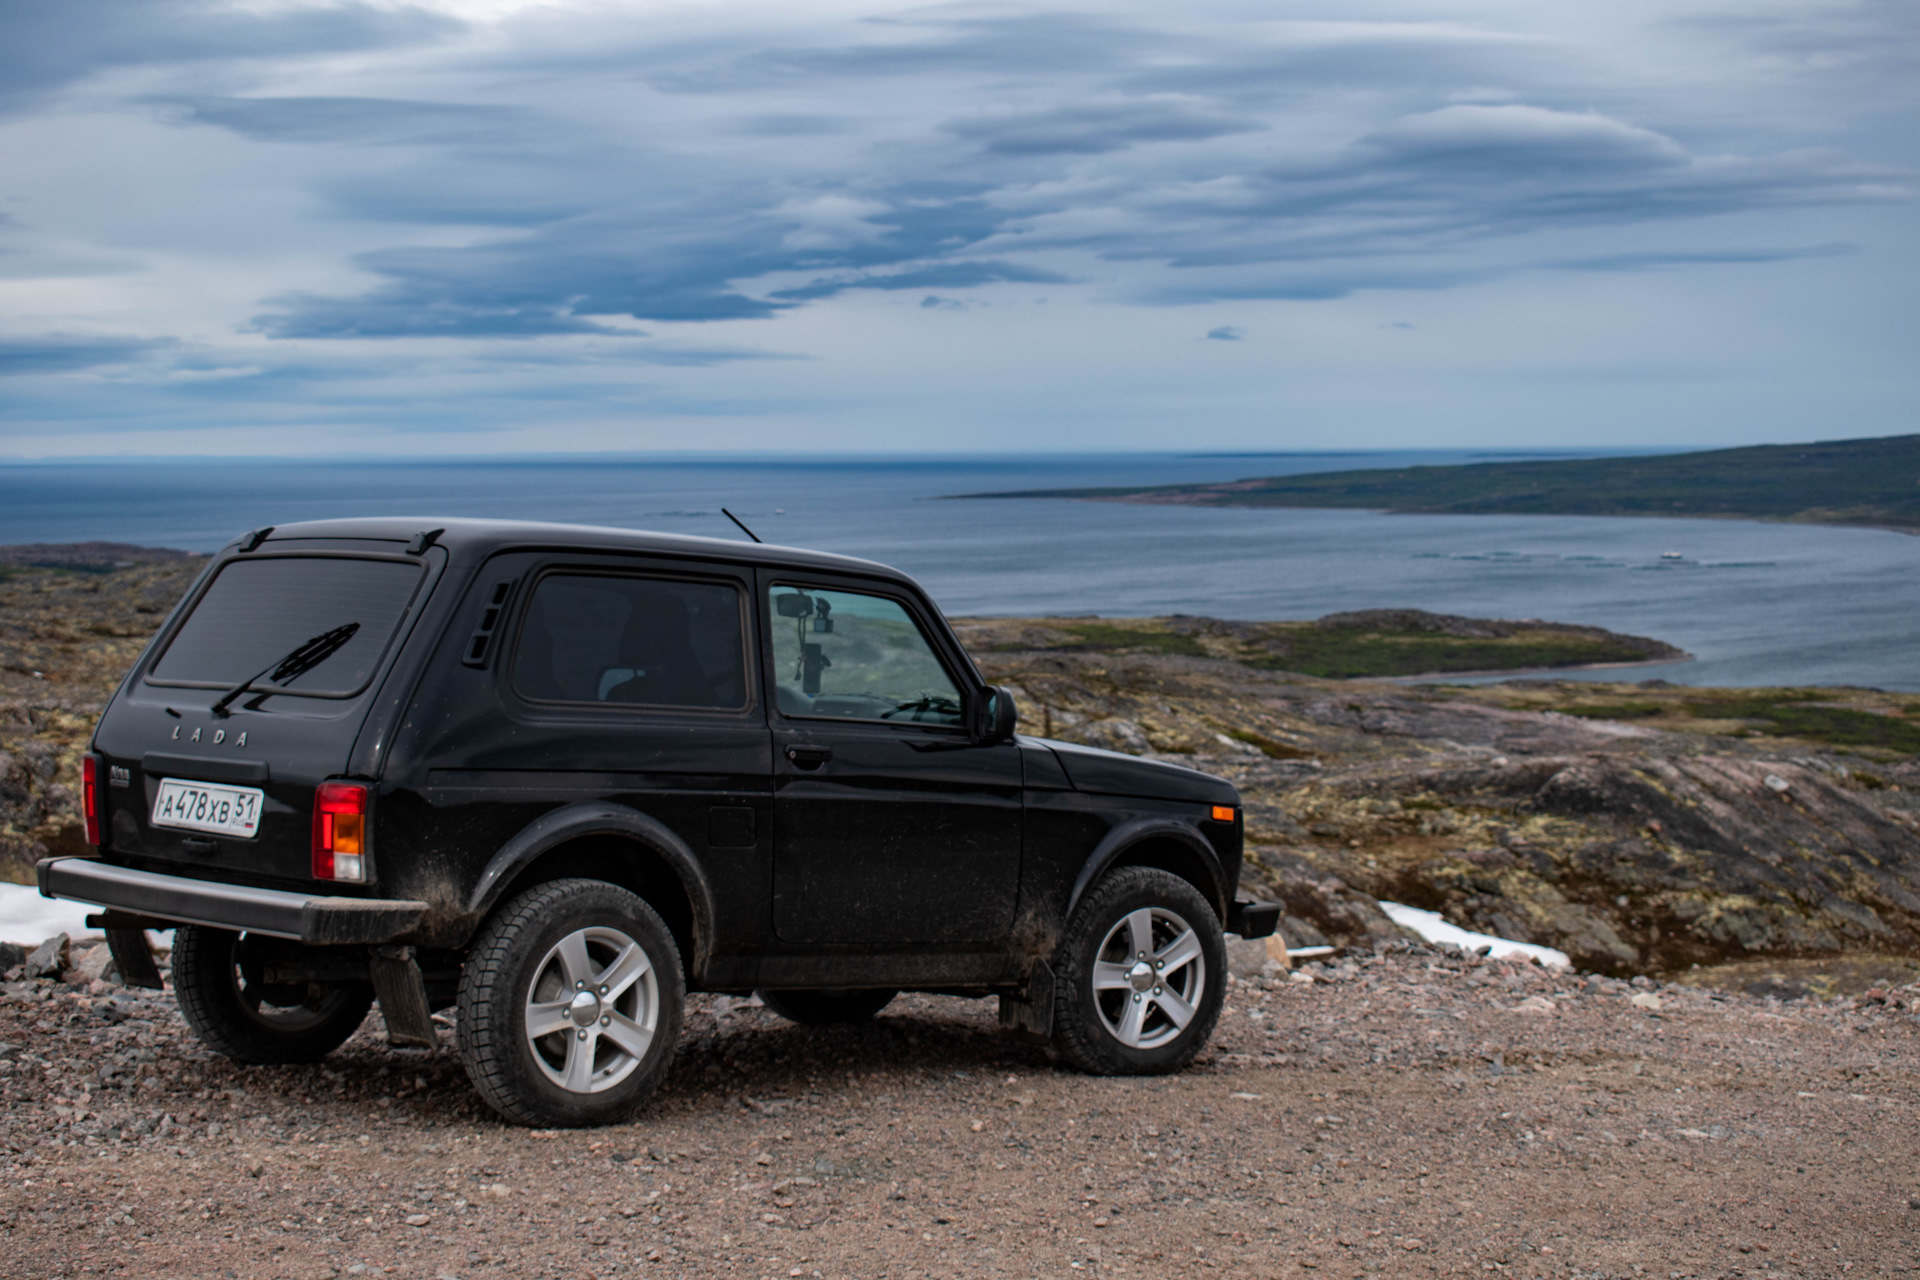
951 432 1920 535
1065 493 1920 537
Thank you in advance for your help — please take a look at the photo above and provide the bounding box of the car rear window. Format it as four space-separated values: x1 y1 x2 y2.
149 556 424 696
512 573 747 709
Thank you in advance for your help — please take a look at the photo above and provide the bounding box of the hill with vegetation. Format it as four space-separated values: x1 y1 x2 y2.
963 609 1687 681
966 433 1920 531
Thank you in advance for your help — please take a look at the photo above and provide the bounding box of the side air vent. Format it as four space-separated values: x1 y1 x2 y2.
461 579 518 669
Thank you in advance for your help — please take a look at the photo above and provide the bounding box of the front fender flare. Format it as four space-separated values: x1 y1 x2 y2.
467 801 716 975
1063 817 1229 927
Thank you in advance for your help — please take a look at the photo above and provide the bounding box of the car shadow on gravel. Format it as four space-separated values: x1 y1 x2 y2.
277 993 1059 1130
653 995 1052 1106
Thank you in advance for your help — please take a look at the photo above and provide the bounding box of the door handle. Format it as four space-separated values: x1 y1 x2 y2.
786 745 833 769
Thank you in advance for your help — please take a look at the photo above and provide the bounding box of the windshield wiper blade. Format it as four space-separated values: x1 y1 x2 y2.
210 621 360 719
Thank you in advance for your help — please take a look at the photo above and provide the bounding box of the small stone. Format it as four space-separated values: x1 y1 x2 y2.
24 933 69 980
1225 936 1268 978
1629 992 1664 1011
70 944 116 985
969 1120 984 1132
1763 774 1789 794
0 943 25 972
405 1213 431 1227
753 1152 773 1165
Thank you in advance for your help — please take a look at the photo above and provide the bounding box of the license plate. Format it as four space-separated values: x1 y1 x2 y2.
151 778 263 839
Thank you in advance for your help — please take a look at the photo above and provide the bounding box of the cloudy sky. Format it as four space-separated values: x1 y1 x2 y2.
0 0 1913 457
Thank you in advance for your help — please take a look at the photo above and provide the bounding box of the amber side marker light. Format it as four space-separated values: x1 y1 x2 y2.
1211 805 1237 823
312 781 368 883
82 754 102 846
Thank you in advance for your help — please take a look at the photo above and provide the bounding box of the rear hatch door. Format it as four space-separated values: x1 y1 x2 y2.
92 540 445 889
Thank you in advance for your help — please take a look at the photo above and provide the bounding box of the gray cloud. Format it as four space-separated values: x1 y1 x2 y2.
945 98 1261 155
1206 326 1243 341
1550 244 1855 273
772 261 1071 302
223 11 1905 342
0 1 459 117
155 95 538 147
0 335 169 375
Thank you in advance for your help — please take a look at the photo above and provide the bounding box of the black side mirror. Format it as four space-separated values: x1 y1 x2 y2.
975 685 1018 744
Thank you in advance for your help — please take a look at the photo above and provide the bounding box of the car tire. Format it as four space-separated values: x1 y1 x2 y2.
456 879 683 1128
1050 866 1225 1076
171 925 374 1065
756 987 898 1026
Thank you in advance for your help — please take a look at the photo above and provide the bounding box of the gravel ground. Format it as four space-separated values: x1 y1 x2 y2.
2 944 1917 1280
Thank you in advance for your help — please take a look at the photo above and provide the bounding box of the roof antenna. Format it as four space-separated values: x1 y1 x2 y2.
721 508 762 544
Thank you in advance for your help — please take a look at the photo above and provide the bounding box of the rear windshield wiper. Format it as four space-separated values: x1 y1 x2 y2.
210 622 360 719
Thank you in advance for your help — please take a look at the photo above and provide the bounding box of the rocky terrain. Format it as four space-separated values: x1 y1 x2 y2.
957 617 1920 996
0 549 205 879
5 937 1920 1278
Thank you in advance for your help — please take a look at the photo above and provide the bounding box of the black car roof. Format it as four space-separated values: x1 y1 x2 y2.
243 517 907 581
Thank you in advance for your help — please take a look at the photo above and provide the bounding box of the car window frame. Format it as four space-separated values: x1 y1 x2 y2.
756 571 976 733
504 562 758 718
140 548 436 702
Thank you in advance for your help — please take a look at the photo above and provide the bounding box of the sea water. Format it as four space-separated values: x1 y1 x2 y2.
1 451 1915 690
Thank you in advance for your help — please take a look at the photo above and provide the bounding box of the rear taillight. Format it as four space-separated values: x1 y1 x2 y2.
312 781 369 883
81 753 102 846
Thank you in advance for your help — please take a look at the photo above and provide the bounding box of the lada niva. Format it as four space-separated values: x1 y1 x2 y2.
39 519 1277 1126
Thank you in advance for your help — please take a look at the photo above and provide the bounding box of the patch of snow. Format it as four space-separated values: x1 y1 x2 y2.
1380 901 1571 969
0 881 101 945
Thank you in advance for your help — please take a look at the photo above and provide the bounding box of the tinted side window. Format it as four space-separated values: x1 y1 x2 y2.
149 556 422 695
512 574 746 710
768 586 962 726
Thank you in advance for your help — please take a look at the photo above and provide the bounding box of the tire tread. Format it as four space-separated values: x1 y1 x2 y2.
456 878 683 1128
172 925 372 1065
1050 867 1224 1076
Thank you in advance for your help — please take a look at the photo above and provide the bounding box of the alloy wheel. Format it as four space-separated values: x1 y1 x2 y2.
1089 906 1206 1050
523 926 659 1094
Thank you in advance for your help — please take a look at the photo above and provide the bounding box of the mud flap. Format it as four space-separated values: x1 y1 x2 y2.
88 916 164 990
997 958 1055 1044
369 945 437 1049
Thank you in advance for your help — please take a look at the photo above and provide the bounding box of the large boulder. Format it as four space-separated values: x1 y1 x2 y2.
1360 753 1920 972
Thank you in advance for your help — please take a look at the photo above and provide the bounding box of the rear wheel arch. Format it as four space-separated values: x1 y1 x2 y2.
468 803 713 980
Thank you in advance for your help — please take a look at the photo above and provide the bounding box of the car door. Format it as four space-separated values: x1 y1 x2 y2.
760 572 1023 946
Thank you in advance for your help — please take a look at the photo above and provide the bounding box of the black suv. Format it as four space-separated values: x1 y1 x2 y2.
39 519 1276 1126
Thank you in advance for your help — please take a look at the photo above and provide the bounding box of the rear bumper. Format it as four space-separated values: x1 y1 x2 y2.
37 857 427 945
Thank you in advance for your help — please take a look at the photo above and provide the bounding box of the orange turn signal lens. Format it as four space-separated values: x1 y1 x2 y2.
1211 805 1237 823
